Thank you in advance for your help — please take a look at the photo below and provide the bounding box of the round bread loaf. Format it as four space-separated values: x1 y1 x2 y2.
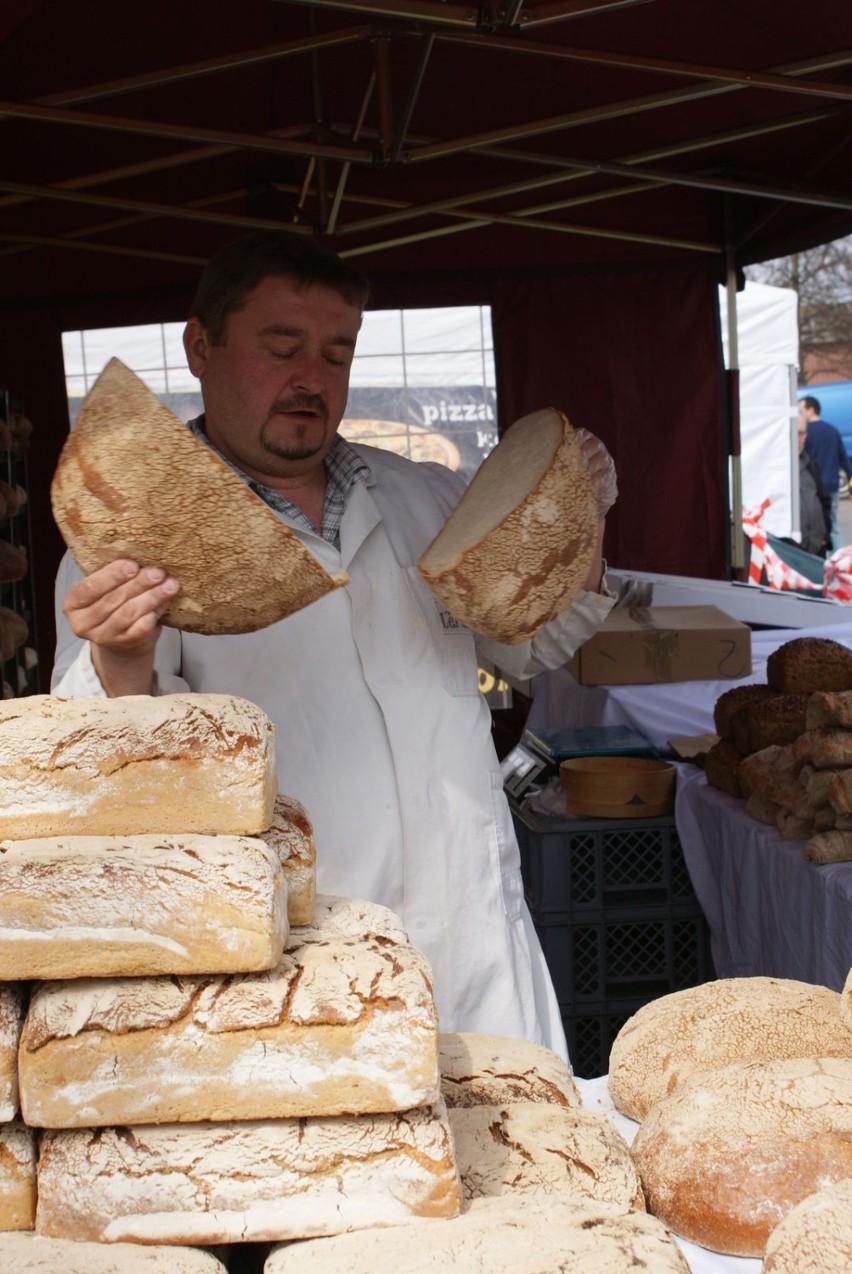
630 1056 852 1257
766 637 852 694
703 738 744 797
608 976 852 1121
449 1102 644 1209
50 358 348 634
417 407 599 643
439 1032 580 1108
263 1196 691 1273
713 682 777 738
762 1178 852 1272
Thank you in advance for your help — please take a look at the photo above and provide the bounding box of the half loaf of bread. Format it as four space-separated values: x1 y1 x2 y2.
0 693 276 838
19 932 440 1127
50 358 348 634
35 1104 461 1245
417 408 598 643
0 834 287 980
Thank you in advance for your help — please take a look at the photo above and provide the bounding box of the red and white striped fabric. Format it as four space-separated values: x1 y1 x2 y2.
824 545 852 601
741 500 824 594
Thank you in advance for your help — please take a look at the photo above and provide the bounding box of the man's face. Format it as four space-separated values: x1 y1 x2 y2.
183 275 361 480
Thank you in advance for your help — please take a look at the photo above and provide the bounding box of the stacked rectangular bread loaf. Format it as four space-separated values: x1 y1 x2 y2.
705 637 852 857
0 692 461 1255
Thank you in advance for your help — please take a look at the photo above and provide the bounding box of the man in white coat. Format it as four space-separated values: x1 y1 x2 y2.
52 231 618 1064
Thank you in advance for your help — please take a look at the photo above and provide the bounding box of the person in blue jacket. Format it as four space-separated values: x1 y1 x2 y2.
799 395 851 551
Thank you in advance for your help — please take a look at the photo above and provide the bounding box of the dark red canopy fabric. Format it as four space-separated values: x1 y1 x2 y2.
1 0 851 675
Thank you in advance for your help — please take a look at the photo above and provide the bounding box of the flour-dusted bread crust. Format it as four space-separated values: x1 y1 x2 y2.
263 1196 690 1274
293 893 409 944
0 987 23 1121
417 408 598 643
35 1103 461 1245
50 359 348 635
439 1032 580 1108
842 967 852 1033
0 1122 36 1231
0 1233 226 1271
0 693 277 837
19 933 440 1127
762 1177 852 1273
0 1233 228 1272
449 1103 644 1209
258 794 316 926
806 688 852 728
630 1056 852 1257
608 976 852 1121
806 830 852 863
0 835 287 979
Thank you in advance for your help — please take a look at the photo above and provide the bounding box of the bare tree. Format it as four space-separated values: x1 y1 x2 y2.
746 236 852 381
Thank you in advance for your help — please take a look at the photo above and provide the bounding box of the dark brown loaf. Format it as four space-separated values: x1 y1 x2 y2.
713 683 778 738
728 692 809 756
767 636 852 694
703 738 744 797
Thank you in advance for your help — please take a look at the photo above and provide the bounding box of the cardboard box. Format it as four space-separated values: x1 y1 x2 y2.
567 605 752 686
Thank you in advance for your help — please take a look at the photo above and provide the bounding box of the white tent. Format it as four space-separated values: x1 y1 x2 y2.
718 281 800 540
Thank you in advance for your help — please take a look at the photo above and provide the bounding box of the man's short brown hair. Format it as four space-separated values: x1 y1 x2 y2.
189 230 370 344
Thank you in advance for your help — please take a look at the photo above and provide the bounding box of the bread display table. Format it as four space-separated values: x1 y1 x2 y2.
523 619 852 994
675 766 852 992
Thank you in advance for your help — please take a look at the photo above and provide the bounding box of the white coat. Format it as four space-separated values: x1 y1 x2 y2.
53 444 614 1061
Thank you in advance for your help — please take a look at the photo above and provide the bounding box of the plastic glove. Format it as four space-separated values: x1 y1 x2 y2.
575 427 618 515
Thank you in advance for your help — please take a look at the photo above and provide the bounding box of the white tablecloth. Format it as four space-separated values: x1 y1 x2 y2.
576 1075 761 1274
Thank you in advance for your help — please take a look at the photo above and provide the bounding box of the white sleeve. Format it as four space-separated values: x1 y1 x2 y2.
51 551 188 696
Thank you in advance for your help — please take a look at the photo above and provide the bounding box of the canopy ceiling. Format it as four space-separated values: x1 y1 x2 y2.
2 0 852 300
3 0 852 688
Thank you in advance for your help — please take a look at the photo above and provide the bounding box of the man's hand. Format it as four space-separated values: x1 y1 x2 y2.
62 559 180 696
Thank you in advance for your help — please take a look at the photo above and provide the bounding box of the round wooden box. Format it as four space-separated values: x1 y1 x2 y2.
560 755 675 820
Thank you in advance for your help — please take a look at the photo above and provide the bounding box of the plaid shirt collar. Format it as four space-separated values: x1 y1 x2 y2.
187 417 371 548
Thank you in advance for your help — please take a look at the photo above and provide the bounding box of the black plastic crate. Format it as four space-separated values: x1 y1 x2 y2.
512 804 697 915
562 998 655 1080
535 909 714 1005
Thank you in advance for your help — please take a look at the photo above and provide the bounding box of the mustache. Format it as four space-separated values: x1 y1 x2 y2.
266 394 329 423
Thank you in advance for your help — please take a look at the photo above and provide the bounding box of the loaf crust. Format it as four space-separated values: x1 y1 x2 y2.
19 933 440 1127
762 1178 852 1273
417 408 598 643
35 1104 462 1245
713 683 778 738
0 693 277 837
449 1102 644 1209
258 794 316 926
630 1056 852 1257
0 1122 36 1231
50 358 349 635
295 893 409 944
0 987 23 1121
0 835 287 979
263 1197 691 1274
0 1233 228 1272
766 636 852 694
608 976 852 1121
438 1032 580 1108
